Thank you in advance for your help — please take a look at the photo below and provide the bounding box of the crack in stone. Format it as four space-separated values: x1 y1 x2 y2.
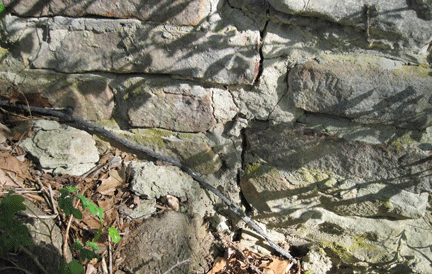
253 18 269 86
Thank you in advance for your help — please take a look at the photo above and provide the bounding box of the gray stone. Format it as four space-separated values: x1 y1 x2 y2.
111 76 216 132
284 207 432 273
297 113 399 145
129 161 199 201
0 70 115 121
20 120 99 176
265 11 431 64
124 211 214 274
302 246 332 274
119 128 222 175
232 58 302 123
2 0 214 26
3 15 260 85
289 55 432 129
212 89 239 123
241 123 432 219
128 199 157 219
267 0 432 52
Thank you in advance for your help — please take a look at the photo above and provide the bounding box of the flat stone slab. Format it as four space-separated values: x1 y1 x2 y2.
0 71 114 121
20 120 99 176
268 0 432 49
119 128 222 175
111 76 216 132
289 55 432 129
3 15 260 85
129 161 199 201
2 0 212 26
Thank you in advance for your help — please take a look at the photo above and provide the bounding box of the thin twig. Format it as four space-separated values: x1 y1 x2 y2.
0 100 298 263
15 211 57 219
108 237 112 274
162 258 191 274
47 183 59 215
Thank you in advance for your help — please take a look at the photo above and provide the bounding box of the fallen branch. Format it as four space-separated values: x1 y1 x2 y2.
0 100 298 264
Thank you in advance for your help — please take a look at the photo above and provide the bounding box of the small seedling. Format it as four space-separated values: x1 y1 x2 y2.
0 187 121 274
0 192 34 252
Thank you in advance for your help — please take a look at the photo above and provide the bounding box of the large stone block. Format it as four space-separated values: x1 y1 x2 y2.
240 122 432 272
111 76 216 132
3 15 260 85
289 55 432 129
2 0 214 26
119 128 222 175
0 70 115 121
267 0 432 48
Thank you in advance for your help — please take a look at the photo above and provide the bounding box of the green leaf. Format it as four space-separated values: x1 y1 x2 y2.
86 241 99 252
0 3 5 14
79 248 100 261
59 187 78 195
72 208 83 219
93 225 103 242
71 240 83 251
0 194 26 219
67 260 84 274
76 194 103 220
108 227 122 244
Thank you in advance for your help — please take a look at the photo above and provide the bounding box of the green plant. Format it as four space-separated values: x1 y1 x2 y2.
0 3 4 14
0 192 34 252
0 188 121 274
57 186 122 274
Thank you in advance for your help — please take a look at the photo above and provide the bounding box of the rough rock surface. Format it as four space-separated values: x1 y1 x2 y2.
289 55 432 129
241 122 432 272
119 128 222 175
20 120 99 176
1 0 432 272
0 72 115 121
2 0 214 26
112 76 217 132
129 161 200 201
123 211 213 274
3 15 260 85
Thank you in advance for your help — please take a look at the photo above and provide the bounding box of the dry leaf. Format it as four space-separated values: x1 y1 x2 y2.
208 257 227 274
97 169 124 195
0 168 19 188
260 258 292 274
85 263 97 274
0 123 11 143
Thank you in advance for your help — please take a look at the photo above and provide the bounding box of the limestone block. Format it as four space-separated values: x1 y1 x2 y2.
241 123 432 219
112 76 216 132
267 0 432 51
289 207 432 273
3 15 260 85
119 128 222 175
129 161 199 201
289 55 432 129
0 70 114 121
2 0 214 26
20 120 99 176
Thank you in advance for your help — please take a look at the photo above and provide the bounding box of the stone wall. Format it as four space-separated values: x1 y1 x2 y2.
1 0 432 273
